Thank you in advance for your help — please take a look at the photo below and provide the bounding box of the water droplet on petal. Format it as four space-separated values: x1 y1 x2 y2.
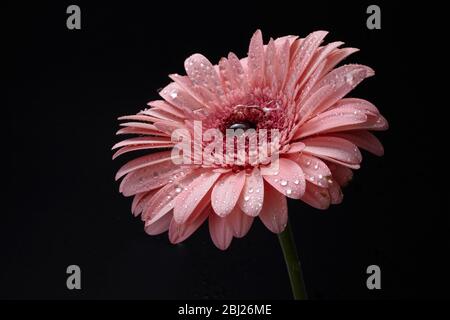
244 195 250 201
286 189 292 195
280 180 288 186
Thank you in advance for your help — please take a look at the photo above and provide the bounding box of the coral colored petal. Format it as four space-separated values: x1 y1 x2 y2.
132 189 158 217
112 144 174 159
259 183 288 234
290 153 332 188
328 180 343 204
320 47 360 77
169 205 210 244
119 160 185 197
302 136 362 165
209 211 234 250
262 158 306 199
295 108 368 139
238 168 264 217
310 64 375 115
327 163 354 186
115 151 174 180
174 171 221 223
211 171 245 217
301 182 331 210
331 131 384 156
247 30 265 87
184 54 225 99
145 211 173 235
228 206 254 238
112 136 173 150
285 31 328 93
286 142 306 153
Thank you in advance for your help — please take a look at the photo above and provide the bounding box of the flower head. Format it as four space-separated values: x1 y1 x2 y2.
113 30 388 250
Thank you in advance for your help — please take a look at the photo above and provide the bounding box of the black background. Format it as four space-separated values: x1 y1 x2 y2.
4 1 449 300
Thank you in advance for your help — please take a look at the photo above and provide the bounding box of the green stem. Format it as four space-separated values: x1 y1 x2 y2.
278 220 308 300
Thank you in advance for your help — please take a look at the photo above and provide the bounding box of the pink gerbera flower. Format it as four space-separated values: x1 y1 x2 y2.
113 30 388 251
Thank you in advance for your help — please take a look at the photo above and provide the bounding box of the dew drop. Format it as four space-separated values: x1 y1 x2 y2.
244 196 250 201
294 179 300 185
280 180 288 186
286 189 292 195
175 187 182 193
248 188 254 193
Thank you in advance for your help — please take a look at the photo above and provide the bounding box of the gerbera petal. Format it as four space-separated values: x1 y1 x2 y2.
327 163 353 186
320 47 360 77
211 171 245 217
115 151 174 180
112 136 173 150
295 107 368 139
112 144 174 159
262 158 306 199
247 29 265 87
328 180 343 204
145 211 173 235
302 136 362 166
238 168 264 217
173 171 221 223
228 206 254 238
169 204 210 244
310 64 375 115
301 182 331 210
184 53 225 99
291 154 332 188
284 31 328 93
119 160 185 197
259 183 288 233
209 210 234 250
331 131 384 156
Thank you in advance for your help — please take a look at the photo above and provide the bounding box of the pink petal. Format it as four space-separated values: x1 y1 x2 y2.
320 47 360 77
247 30 265 87
112 136 173 150
119 160 185 197
291 153 332 188
327 163 353 186
169 204 210 244
259 183 288 233
211 171 245 217
284 31 328 93
209 210 234 250
301 182 331 210
262 158 306 199
132 189 158 217
227 52 249 93
159 81 202 114
147 100 186 118
275 39 291 89
145 211 173 235
297 41 344 89
184 54 225 99
286 142 306 153
228 206 254 238
328 180 343 204
115 151 174 180
116 127 167 137
310 64 375 115
295 107 368 139
302 136 362 166
173 171 221 223
264 38 277 90
112 144 174 159
238 168 264 217
331 131 384 156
